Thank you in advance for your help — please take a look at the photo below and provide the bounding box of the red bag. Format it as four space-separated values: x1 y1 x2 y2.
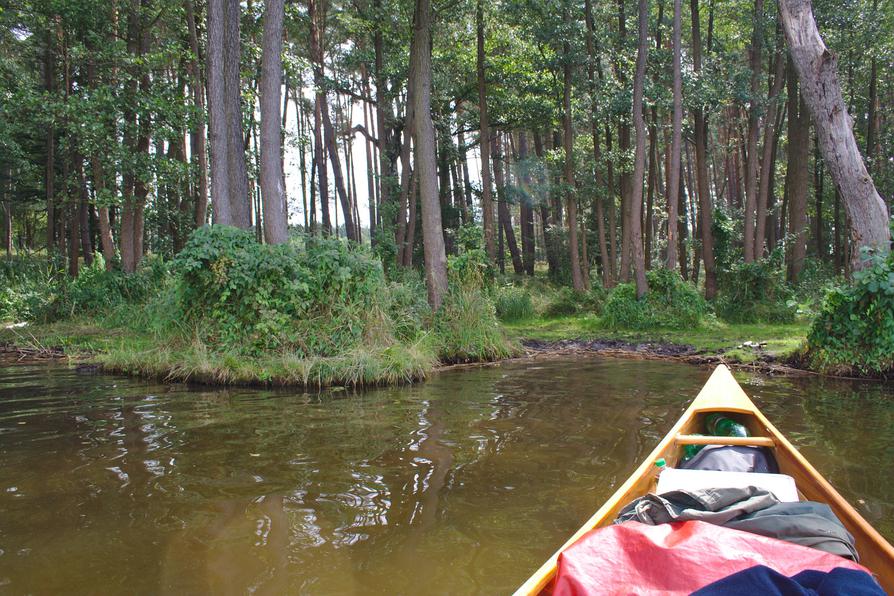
553 521 870 596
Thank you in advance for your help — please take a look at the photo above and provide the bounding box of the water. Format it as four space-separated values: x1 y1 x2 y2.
0 358 891 595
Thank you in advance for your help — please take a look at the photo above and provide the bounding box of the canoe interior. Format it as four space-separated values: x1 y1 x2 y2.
516 365 894 596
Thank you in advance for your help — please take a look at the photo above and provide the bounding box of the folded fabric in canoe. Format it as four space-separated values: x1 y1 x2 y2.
726 501 859 561
552 521 871 596
615 487 859 561
615 486 780 526
691 565 885 596
681 445 779 473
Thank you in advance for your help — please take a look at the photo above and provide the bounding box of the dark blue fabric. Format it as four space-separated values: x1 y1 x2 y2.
691 565 886 596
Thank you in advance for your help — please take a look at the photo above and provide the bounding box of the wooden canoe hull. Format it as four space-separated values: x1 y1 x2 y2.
514 365 894 595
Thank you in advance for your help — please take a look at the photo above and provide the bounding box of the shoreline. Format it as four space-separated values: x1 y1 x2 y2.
4 332 872 386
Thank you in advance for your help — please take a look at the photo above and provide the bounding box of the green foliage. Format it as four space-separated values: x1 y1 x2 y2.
715 260 797 324
542 286 606 317
0 254 167 323
806 251 894 375
602 269 708 330
173 226 386 355
494 285 535 321
437 248 518 363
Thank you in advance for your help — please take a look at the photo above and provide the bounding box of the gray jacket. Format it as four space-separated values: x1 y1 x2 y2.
615 486 858 561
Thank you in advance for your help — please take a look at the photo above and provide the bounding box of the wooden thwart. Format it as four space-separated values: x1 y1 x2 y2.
675 434 774 447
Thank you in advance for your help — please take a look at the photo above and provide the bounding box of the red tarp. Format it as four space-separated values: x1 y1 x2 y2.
553 520 871 596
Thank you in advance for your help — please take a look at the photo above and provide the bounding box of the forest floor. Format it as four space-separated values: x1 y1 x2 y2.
503 315 811 370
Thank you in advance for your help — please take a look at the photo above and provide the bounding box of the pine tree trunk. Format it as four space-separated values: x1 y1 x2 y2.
755 27 785 259
44 29 55 256
690 0 717 298
743 0 764 262
563 11 585 291
185 0 209 228
259 0 288 244
786 70 809 282
666 0 682 270
518 131 536 275
630 0 649 297
780 0 890 268
493 134 523 274
476 0 496 262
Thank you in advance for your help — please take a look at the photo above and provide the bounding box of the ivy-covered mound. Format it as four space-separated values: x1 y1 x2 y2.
804 252 894 376
602 269 708 330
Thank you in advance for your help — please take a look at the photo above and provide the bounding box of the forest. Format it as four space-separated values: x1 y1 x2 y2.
0 0 892 384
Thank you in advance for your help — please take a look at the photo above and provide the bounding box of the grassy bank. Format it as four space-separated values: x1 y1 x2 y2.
0 228 519 387
504 315 809 364
4 230 890 382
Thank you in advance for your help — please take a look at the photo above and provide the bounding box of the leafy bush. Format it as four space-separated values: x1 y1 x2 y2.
173 225 388 355
494 286 535 321
805 251 894 375
602 268 707 330
0 254 168 323
715 260 796 324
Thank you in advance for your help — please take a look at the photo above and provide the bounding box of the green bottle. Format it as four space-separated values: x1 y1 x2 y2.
705 413 749 437
682 438 706 461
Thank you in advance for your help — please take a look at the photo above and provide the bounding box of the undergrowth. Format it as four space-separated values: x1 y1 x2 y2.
805 250 894 376
2 226 515 387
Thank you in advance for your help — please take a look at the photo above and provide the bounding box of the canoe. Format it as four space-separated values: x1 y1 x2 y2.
514 364 894 595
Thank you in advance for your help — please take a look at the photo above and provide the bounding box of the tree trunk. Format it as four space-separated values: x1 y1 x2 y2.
814 135 824 259
409 0 447 309
755 27 785 259
185 0 209 228
665 0 682 270
780 0 890 268
207 0 249 228
563 19 585 291
361 63 377 243
493 134 524 274
518 132 536 275
690 0 717 299
476 0 496 261
224 0 250 228
259 0 288 244
2 167 11 258
605 125 618 281
785 71 809 282
45 29 56 256
629 0 649 298
743 0 764 262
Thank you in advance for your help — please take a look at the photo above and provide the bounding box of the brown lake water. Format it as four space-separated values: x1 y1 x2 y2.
0 358 892 595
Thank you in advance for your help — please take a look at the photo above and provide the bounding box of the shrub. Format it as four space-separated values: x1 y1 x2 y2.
494 286 535 321
715 260 796 324
173 225 388 355
602 268 707 330
805 251 894 375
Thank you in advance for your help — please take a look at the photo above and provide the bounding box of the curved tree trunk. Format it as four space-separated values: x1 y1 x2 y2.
779 0 890 269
